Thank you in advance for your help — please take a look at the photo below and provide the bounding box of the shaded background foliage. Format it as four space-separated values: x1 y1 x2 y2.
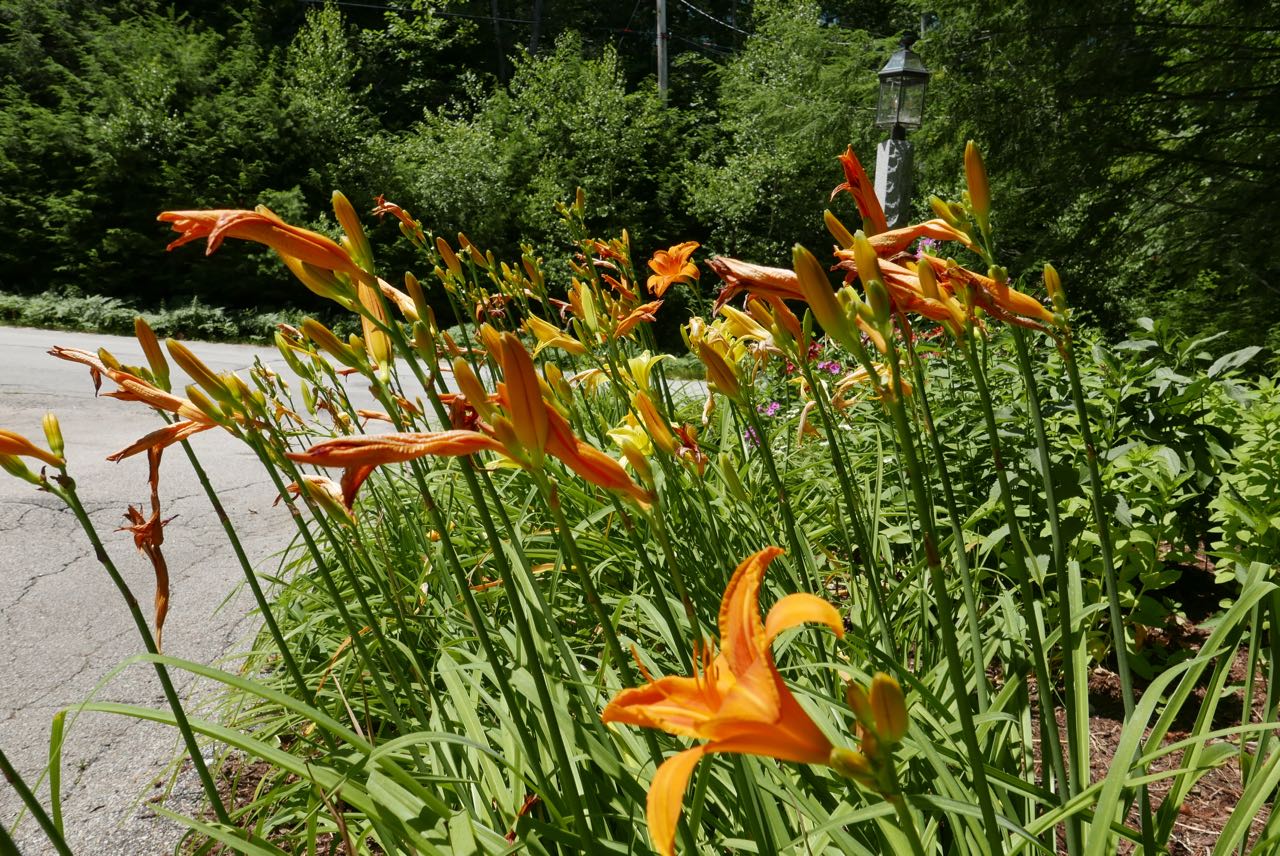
2 0 1277 353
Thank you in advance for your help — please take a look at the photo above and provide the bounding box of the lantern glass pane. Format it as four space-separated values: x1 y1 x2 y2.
876 79 903 128
898 78 926 128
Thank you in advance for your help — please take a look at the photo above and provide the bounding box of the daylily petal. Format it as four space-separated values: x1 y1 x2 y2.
646 747 707 856
710 258 805 312
106 419 216 462
832 146 889 236
0 429 64 468
712 687 833 765
287 430 505 468
867 219 979 257
764 593 845 645
602 674 721 739
718 546 780 676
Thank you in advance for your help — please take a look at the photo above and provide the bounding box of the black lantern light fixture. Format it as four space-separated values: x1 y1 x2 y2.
876 34 931 139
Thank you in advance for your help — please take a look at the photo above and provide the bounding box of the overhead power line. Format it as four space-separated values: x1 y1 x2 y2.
674 0 750 36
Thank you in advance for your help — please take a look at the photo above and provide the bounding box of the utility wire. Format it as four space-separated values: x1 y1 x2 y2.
299 0 534 25
674 0 750 36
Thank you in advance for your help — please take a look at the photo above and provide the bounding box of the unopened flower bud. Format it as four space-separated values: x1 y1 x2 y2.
846 681 875 731
828 747 876 788
864 279 892 328
332 191 373 272
965 140 991 236
167 339 232 404
1044 263 1067 312
436 237 463 278
868 672 909 743
134 317 170 390
824 210 857 249
42 413 64 459
301 318 361 369
0 454 40 485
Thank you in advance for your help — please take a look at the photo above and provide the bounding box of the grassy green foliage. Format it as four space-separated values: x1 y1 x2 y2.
5 158 1280 854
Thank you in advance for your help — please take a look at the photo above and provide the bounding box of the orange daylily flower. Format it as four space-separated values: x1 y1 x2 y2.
832 146 889 236
614 300 664 339
287 430 508 509
48 347 222 459
496 332 550 463
603 546 843 856
0 428 64 468
708 258 805 312
543 404 651 505
646 241 700 297
158 208 370 284
866 218 980 258
287 430 506 469
916 256 1054 326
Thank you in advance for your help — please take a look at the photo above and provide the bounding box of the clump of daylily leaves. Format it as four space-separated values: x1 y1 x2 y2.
5 143 1276 856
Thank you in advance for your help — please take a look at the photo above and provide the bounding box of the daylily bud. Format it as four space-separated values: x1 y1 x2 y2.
1044 262 1066 312
275 332 311 379
332 191 373 272
851 232 883 288
794 244 857 353
98 348 122 371
135 318 170 390
0 454 41 484
301 319 361 369
916 259 941 302
300 381 316 415
695 341 741 400
167 339 232 404
413 320 438 364
864 279 892 329
453 357 493 420
634 392 678 456
964 140 991 236
575 186 586 217
280 254 351 304
497 333 548 464
436 237 463 278
619 439 653 484
42 412 64 459
846 681 875 732
824 210 857 249
930 195 960 227
404 272 430 320
868 672 909 743
828 747 876 788
185 384 225 424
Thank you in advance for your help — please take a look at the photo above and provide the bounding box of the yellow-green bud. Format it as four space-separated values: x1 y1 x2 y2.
868 672 909 744
167 339 232 404
846 681 876 732
824 210 857 249
1044 263 1067 312
134 317 170 390
864 279 893 328
828 747 876 788
42 413 64 459
332 191 373 272
964 140 991 236
0 454 40 485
